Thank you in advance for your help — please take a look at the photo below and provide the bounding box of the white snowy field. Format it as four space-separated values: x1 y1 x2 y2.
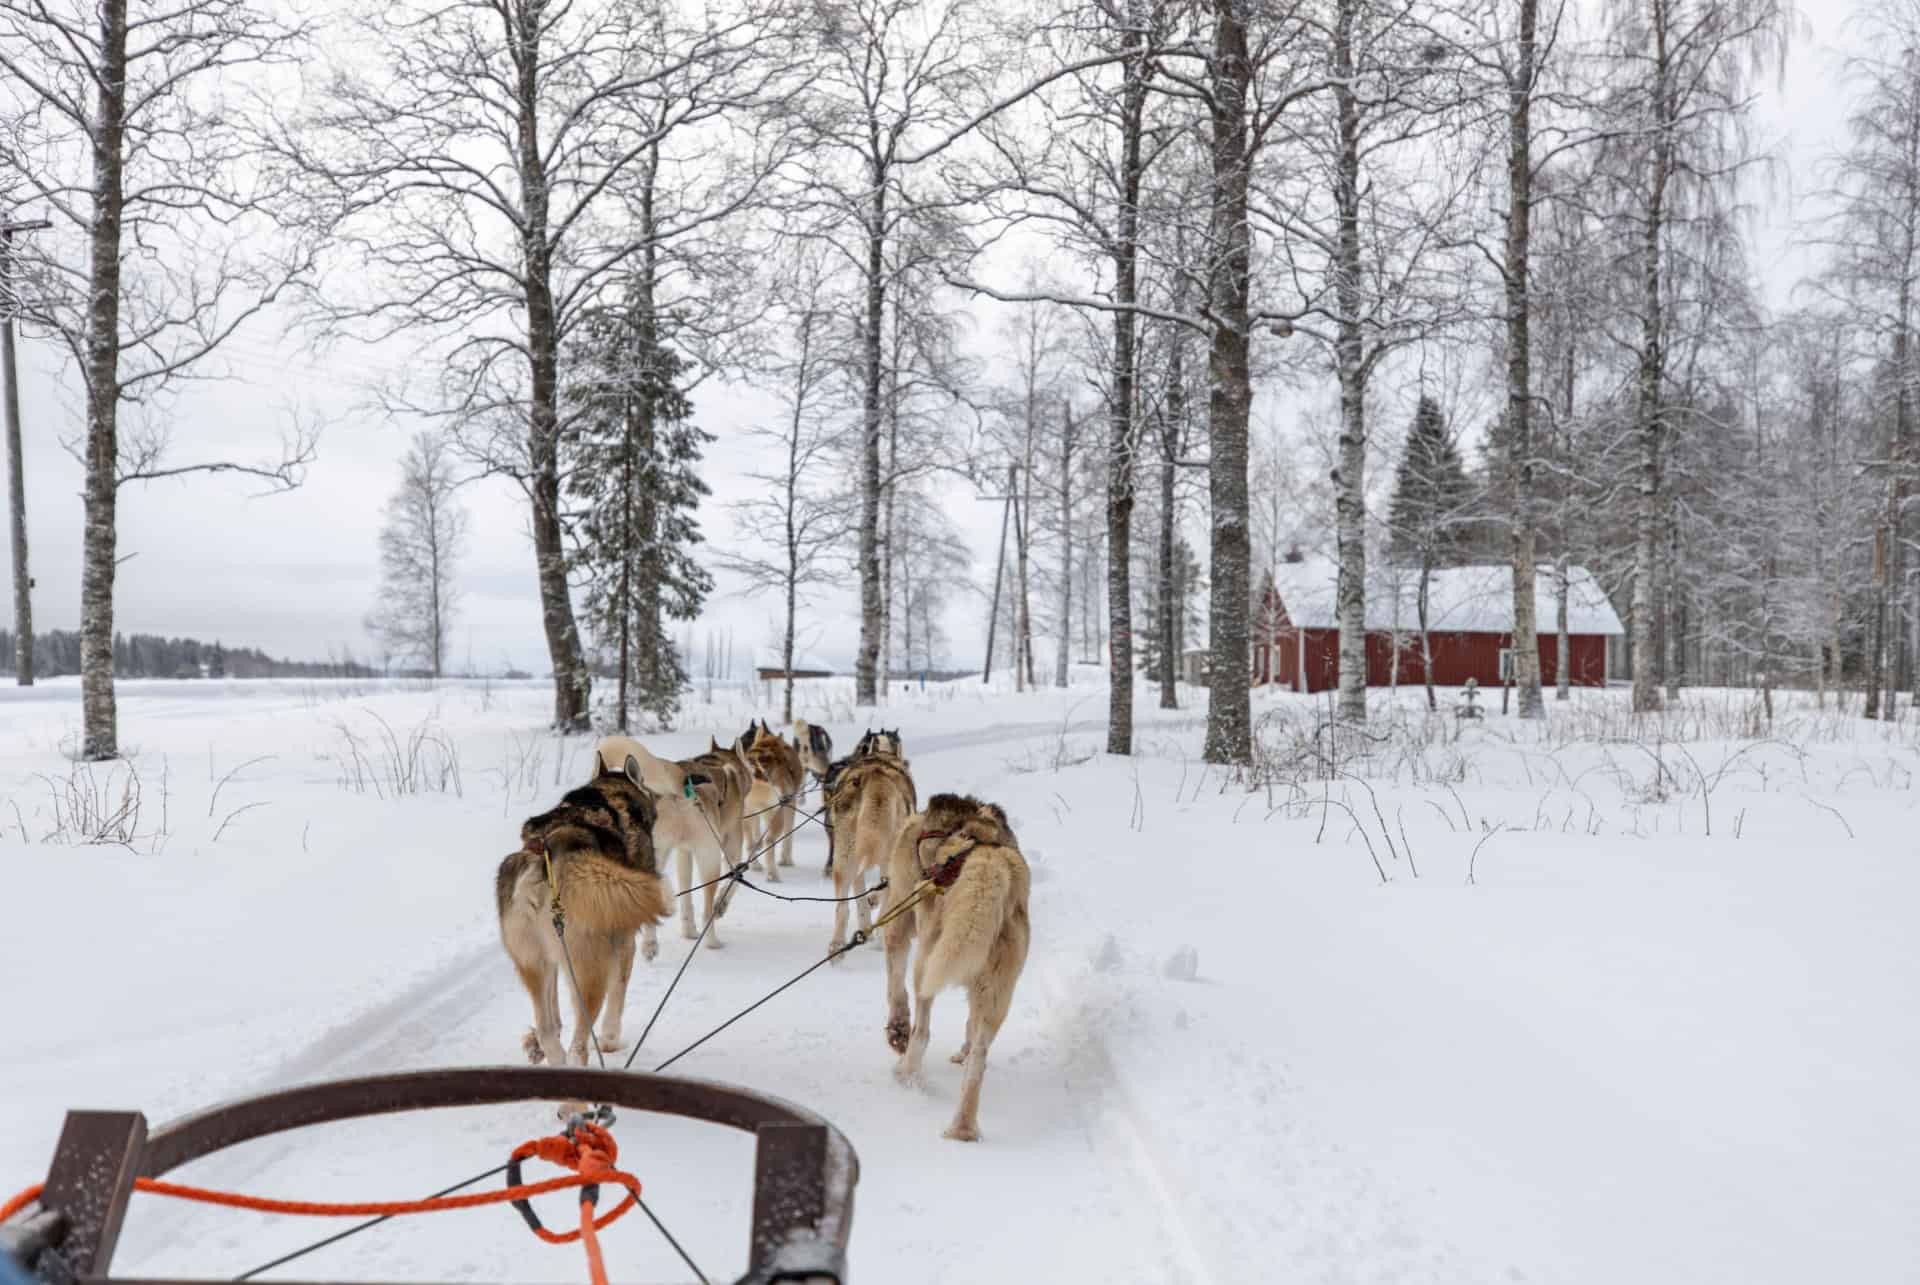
1 673 1916 1284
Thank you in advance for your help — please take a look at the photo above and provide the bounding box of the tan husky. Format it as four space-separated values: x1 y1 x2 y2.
736 720 806 879
596 734 752 950
881 793 1031 1141
496 763 670 1070
823 732 915 958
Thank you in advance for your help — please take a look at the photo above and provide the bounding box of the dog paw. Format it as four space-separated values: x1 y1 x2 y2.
680 922 700 941
942 1122 981 1143
595 1032 628 1053
522 1030 544 1064
640 937 658 962
704 934 725 950
778 854 794 866
949 1044 969 1064
893 1061 922 1088
886 1016 910 1054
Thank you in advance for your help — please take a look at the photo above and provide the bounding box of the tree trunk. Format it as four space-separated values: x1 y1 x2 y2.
1331 0 1368 727
1105 21 1148 758
1418 554 1435 713
856 172 886 707
2 232 31 687
1057 402 1074 688
1017 441 1037 689
1630 11 1670 717
1158 334 1185 710
616 387 634 730
1506 0 1544 719
1665 510 1683 703
1201 0 1254 764
516 6 588 730
79 0 129 760
1555 553 1570 700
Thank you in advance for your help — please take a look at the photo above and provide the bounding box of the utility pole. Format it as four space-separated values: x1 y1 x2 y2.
2 217 49 687
977 463 1018 684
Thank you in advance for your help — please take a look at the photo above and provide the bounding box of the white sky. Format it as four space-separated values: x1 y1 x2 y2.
0 0 1862 679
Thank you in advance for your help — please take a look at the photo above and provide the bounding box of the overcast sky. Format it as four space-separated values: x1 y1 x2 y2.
0 0 1861 679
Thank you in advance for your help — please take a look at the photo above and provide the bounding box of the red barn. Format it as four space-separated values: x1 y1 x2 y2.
1251 557 1624 693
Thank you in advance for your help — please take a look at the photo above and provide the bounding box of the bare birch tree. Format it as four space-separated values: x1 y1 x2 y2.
720 245 853 723
1596 0 1788 714
367 433 468 678
288 0 792 730
1809 5 1920 717
0 0 319 759
793 0 991 707
1259 0 1478 726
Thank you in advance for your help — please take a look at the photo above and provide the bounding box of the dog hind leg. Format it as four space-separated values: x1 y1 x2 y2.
896 952 938 1086
944 977 1013 1142
596 933 635 1052
675 846 698 940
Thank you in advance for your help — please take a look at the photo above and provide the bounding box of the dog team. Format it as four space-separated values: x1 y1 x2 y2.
493 719 1031 1142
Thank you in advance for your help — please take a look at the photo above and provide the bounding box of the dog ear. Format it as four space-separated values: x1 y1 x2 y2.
623 755 644 784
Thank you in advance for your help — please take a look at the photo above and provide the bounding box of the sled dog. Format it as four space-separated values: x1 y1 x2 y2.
737 720 806 878
880 793 1031 1141
820 727 903 877
790 720 833 781
595 734 752 950
496 763 669 1071
823 730 914 957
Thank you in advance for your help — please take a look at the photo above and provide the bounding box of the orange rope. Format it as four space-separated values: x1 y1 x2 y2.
0 1123 638 1279
576 1198 609 1285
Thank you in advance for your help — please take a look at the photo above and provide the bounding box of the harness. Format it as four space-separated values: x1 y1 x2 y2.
913 828 977 889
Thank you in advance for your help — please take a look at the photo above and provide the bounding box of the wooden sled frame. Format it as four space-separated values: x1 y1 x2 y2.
3 1068 858 1285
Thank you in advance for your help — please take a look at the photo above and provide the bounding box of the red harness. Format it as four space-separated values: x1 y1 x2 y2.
915 829 972 888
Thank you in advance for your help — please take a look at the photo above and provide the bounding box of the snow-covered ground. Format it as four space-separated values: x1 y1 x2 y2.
2 673 1915 1283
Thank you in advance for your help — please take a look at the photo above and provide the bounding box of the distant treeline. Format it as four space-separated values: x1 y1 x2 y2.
0 630 378 680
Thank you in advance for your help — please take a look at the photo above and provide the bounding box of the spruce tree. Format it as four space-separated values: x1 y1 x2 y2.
1387 396 1477 710
1388 397 1477 568
563 309 713 731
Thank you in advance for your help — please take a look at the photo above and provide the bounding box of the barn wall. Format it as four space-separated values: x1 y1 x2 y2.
1261 628 1613 690
1268 628 1339 692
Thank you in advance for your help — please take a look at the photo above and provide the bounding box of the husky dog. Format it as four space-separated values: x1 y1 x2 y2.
820 727 903 877
595 734 752 950
791 720 833 781
880 793 1031 1141
497 761 669 1071
822 730 914 958
736 721 806 878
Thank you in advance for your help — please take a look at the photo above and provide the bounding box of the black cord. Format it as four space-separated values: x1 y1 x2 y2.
634 1196 712 1285
623 880 726 1070
675 804 829 899
649 934 867 1075
232 1164 509 1280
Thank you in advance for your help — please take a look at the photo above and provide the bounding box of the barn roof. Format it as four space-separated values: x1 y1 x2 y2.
1265 557 1625 636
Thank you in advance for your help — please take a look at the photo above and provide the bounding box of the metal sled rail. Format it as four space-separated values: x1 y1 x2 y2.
3 1068 857 1285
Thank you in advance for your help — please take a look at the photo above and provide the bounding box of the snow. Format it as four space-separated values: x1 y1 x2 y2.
1268 556 1626 635
2 675 1916 1283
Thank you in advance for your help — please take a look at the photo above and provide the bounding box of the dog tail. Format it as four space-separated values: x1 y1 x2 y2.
917 852 1015 997
516 828 670 936
555 855 671 936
